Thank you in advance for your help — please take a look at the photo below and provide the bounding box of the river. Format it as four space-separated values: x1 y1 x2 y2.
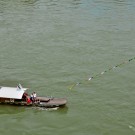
0 0 135 135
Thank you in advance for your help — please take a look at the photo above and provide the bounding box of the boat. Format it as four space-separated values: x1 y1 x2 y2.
0 84 67 108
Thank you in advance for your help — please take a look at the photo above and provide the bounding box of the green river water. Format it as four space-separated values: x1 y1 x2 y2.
0 0 135 135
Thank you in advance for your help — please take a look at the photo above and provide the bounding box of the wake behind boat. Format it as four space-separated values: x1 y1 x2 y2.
0 84 67 108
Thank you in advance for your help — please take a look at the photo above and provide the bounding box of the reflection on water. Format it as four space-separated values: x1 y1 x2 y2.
22 0 39 4
31 106 59 111
113 0 128 5
44 0 82 9
0 0 83 14
0 104 68 115
0 0 38 14
29 106 68 114
0 104 25 115
0 0 133 16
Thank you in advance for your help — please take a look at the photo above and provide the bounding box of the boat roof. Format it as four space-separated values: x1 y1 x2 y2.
0 86 28 99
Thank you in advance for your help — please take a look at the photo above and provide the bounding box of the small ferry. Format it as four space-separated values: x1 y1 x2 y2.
0 84 67 108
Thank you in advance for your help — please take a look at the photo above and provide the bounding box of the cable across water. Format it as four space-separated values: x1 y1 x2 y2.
69 57 135 90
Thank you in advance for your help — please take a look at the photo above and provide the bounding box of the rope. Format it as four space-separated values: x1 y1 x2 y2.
69 57 135 90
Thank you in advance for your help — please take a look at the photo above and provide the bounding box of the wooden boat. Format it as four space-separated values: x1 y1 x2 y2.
0 84 67 108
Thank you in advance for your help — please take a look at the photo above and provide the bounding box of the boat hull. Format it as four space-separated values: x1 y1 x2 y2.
35 97 67 108
0 97 67 108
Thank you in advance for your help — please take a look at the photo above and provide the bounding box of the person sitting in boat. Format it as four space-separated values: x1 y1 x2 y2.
30 93 34 102
33 92 37 102
26 97 31 104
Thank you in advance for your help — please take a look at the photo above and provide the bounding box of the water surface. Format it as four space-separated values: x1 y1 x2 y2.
0 0 135 135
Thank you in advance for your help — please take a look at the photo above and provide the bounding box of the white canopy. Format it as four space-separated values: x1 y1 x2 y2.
0 86 28 99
